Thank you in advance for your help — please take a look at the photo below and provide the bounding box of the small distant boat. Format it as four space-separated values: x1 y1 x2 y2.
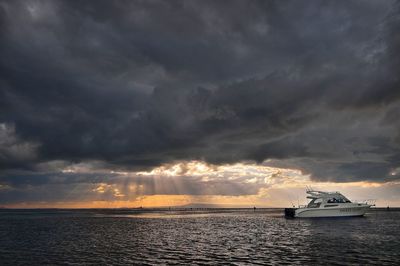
285 189 375 218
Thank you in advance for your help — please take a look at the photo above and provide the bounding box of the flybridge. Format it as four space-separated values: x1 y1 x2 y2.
305 186 351 201
305 190 351 202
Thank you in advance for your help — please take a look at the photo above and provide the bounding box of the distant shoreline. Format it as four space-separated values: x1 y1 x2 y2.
1 207 399 211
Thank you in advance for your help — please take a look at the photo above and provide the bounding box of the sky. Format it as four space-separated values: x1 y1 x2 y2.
1 0 400 208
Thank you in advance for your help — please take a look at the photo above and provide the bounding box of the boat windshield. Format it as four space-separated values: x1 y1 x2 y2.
307 198 322 208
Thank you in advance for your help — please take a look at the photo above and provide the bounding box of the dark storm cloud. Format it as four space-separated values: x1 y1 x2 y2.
1 0 400 203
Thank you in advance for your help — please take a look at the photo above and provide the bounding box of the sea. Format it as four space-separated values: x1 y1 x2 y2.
0 208 399 265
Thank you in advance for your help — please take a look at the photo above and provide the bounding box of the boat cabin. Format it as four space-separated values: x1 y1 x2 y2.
306 191 351 208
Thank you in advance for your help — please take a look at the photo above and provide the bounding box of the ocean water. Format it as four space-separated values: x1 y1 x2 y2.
0 208 399 265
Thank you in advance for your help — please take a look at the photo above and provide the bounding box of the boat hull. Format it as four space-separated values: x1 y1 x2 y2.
295 205 370 218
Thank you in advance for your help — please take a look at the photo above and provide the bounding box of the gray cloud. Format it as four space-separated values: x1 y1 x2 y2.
0 166 265 203
1 0 400 203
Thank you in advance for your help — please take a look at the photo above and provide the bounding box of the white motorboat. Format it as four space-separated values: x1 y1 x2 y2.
285 189 375 218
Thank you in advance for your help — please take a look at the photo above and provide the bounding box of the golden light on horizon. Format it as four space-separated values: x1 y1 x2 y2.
3 160 399 208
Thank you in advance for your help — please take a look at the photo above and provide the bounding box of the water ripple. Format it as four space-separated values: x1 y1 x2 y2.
0 209 399 265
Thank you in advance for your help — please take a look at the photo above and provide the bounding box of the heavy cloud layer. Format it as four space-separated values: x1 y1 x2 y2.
1 0 400 203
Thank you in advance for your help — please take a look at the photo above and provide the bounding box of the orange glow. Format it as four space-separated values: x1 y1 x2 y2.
3 161 400 208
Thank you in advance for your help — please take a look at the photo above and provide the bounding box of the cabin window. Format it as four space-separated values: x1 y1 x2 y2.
307 198 322 208
324 205 338 207
327 198 350 203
